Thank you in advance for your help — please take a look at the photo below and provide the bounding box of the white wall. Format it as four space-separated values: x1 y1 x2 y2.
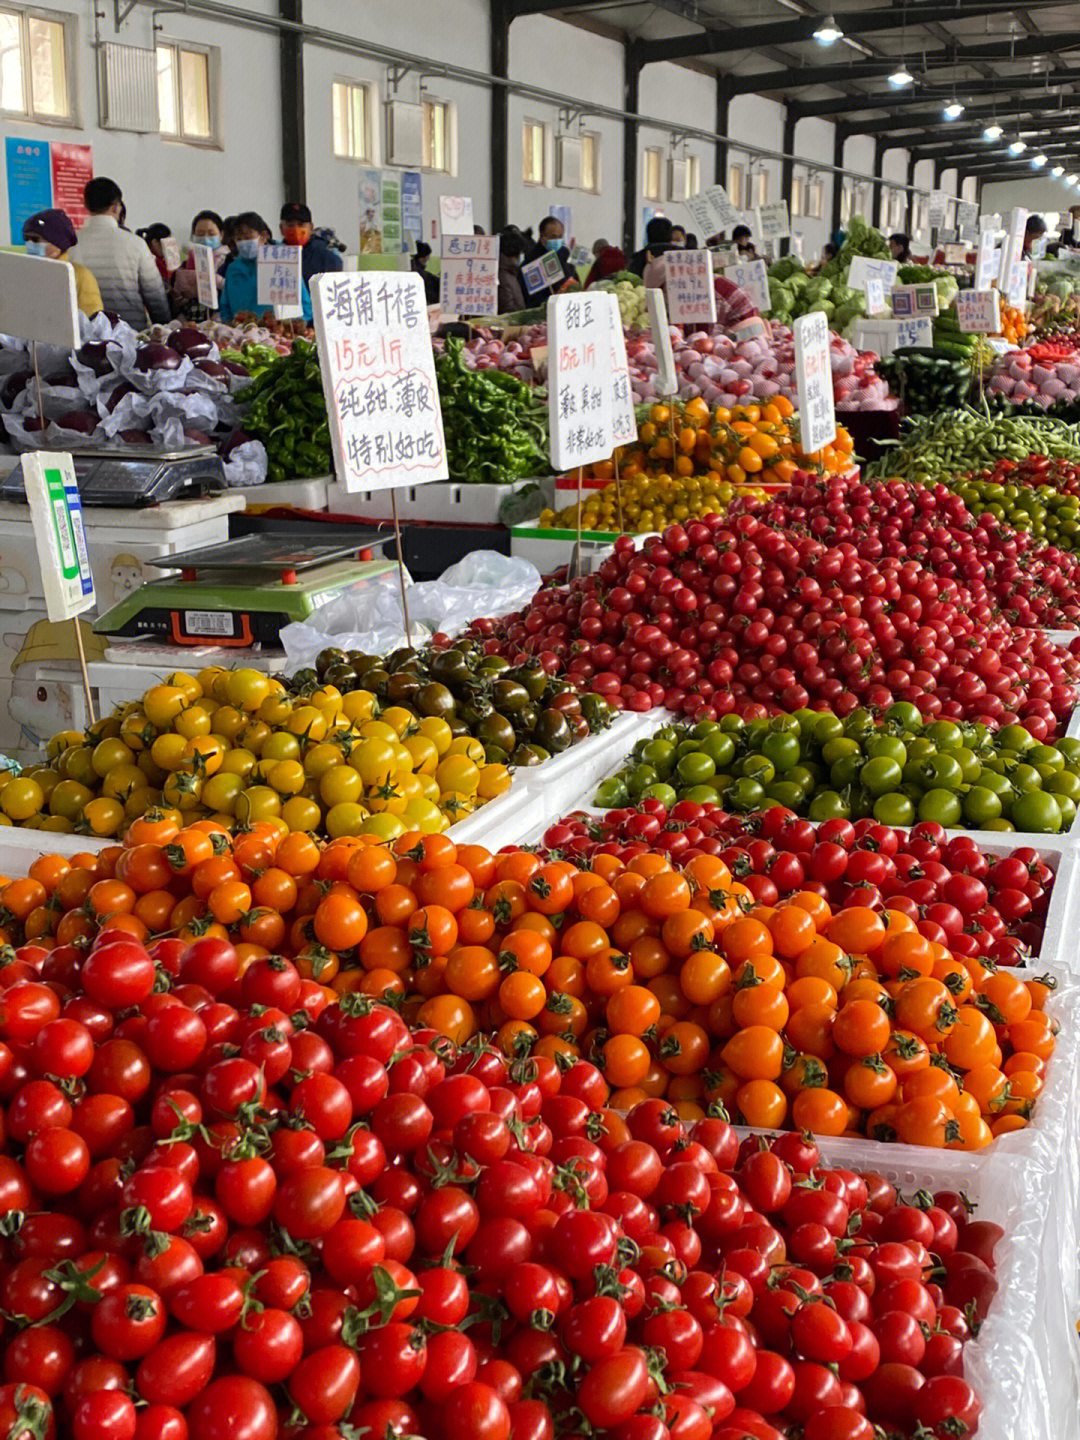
729 93 784 240
508 15 622 249
792 116 835 260
983 176 1078 222
0 0 282 243
303 0 492 246
638 63 718 249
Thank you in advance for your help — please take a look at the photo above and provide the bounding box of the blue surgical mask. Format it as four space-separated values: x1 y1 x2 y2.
544 237 562 252
237 238 259 260
24 241 48 257
194 233 221 249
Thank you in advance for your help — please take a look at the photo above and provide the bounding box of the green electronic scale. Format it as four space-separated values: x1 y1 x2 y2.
94 533 393 646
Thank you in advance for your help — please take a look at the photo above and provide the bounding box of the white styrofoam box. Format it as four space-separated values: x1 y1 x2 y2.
525 709 669 829
510 520 616 577
448 774 547 852
787 1130 1080 1440
0 827 109 866
223 477 330 511
0 616 107 763
90 647 288 718
327 478 531 525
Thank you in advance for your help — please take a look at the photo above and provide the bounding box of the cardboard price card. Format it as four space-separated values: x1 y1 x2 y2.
311 272 448 494
22 452 95 622
547 291 625 471
846 257 899 293
928 190 949 229
864 276 888 317
192 244 219 311
894 317 934 350
439 234 498 317
976 230 999 291
957 200 979 231
439 195 474 236
161 237 181 271
956 290 1002 333
756 201 790 241
944 243 968 266
793 311 836 457
663 250 717 326
686 185 741 237
645 288 678 397
257 245 302 308
724 259 770 316
605 300 637 451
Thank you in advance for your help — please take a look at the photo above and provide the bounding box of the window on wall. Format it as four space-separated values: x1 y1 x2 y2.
581 130 600 192
840 183 854 225
331 80 373 161
726 162 745 207
0 6 75 122
157 42 217 143
423 98 452 172
806 178 824 219
686 153 701 198
792 176 806 216
523 119 546 185
643 146 663 201
750 168 769 208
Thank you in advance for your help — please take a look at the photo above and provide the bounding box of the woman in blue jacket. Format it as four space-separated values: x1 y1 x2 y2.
220 211 313 321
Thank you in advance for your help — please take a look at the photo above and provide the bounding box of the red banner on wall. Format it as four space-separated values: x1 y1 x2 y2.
50 144 93 229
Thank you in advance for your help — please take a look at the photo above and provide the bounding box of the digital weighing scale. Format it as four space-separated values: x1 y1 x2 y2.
94 532 393 645
0 446 225 506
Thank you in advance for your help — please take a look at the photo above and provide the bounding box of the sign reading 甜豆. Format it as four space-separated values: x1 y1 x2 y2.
311 272 448 494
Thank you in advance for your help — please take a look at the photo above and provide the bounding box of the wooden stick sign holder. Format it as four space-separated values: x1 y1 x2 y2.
310 270 450 649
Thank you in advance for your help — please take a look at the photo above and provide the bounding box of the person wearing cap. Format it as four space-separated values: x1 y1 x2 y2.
279 201 344 286
22 209 103 317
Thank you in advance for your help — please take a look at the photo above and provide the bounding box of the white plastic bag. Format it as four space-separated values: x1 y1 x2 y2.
221 440 268 488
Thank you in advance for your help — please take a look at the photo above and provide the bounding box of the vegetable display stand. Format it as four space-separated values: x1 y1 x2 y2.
509 519 622 574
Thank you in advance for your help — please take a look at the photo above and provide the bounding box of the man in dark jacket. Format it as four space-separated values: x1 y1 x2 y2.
628 216 673 277
280 201 344 285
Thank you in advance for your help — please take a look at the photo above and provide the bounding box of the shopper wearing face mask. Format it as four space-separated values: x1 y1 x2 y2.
22 209 103 317
172 210 229 316
522 215 571 303
280 201 344 286
219 212 312 322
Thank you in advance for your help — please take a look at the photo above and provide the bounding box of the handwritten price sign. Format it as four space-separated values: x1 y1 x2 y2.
663 250 717 325
793 311 836 457
439 234 498 317
311 272 447 493
548 292 628 471
257 245 302 310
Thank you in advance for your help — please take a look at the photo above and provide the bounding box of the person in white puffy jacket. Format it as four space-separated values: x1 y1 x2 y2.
69 177 170 330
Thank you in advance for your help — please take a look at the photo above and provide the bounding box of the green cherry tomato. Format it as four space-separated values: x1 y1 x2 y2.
676 753 717 787
873 792 915 826
859 756 903 795
918 787 963 827
1010 790 1063 834
962 786 1003 826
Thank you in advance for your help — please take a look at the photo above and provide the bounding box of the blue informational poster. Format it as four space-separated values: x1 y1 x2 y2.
6 136 53 245
401 171 423 250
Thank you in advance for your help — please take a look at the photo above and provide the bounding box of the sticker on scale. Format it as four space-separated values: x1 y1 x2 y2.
183 610 236 637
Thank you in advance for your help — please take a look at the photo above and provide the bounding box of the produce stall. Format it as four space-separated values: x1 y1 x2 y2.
5 207 1080 1440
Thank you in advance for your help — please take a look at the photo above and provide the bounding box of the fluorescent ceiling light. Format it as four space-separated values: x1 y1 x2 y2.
1033 153 1048 167
1009 137 1027 154
1070 174 1080 186
813 13 843 44
984 123 1003 140
888 63 915 88
1053 165 1065 176
943 100 964 120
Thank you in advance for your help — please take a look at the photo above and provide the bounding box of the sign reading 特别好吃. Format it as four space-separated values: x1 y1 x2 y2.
311 271 448 494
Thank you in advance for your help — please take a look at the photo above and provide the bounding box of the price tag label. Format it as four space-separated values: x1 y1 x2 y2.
957 200 979 231
944 243 968 265
569 244 592 268
663 250 717 325
547 291 627 471
161 237 181 271
956 289 1001 333
894 317 934 350
0 252 79 349
929 190 949 229
21 451 95 621
257 245 302 309
606 300 636 451
686 184 741 237
976 229 999 291
756 201 790 241
438 234 498 317
890 283 939 318
847 256 899 292
192 244 218 311
793 311 836 456
724 259 770 315
645 288 678 397
1008 259 1029 309
439 196 474 236
521 250 564 296
311 272 448 494
864 276 888 316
